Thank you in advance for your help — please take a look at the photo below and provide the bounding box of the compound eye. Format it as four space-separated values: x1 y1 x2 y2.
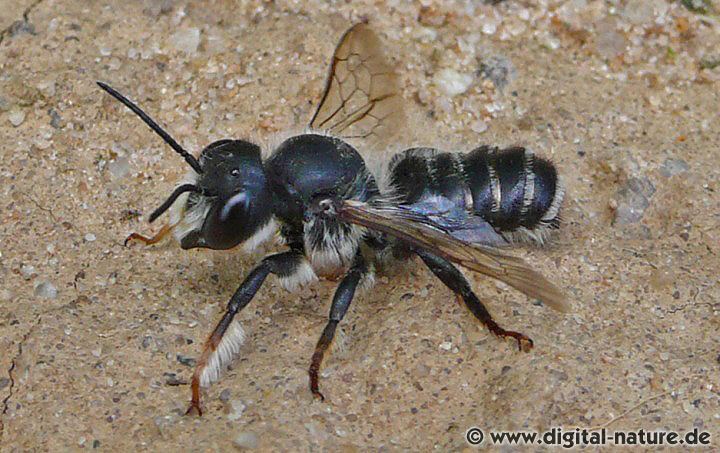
230 168 240 177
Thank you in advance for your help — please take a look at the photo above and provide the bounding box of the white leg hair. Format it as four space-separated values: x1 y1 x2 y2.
242 217 279 253
199 318 246 388
357 264 376 294
278 258 318 292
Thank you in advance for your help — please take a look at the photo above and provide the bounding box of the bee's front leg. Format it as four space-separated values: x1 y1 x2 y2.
416 249 534 352
187 250 306 416
124 223 173 246
309 251 367 401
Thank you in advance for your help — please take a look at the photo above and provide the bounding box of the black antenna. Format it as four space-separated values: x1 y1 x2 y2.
149 184 207 223
97 82 203 174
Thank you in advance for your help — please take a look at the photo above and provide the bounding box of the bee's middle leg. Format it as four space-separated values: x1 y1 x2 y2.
416 249 533 352
309 252 367 401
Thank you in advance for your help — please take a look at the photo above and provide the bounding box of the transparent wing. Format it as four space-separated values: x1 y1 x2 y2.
309 23 405 149
338 200 570 312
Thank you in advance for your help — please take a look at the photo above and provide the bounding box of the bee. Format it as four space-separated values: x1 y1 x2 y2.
98 23 569 416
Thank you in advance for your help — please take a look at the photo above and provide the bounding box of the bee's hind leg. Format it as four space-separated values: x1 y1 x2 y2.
124 223 173 246
309 252 367 401
416 249 533 352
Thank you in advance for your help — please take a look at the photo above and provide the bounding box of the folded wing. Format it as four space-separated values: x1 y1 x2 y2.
338 199 570 312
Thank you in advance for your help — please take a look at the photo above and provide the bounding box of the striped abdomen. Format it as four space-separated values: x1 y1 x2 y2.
388 146 564 242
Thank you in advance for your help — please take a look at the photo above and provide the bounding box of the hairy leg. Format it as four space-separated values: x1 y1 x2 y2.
187 250 306 415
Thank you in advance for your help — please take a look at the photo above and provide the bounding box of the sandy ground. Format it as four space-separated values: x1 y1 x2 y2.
1 0 719 451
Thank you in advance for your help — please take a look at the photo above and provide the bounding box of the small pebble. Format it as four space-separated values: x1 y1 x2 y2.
434 69 473 97
480 55 515 90
595 20 627 59
37 80 56 97
8 110 25 127
482 19 498 35
660 158 689 177
622 0 656 25
176 354 196 367
141 336 153 349
34 281 58 299
470 120 488 134
154 414 178 431
233 431 258 449
219 388 231 402
614 177 656 224
20 264 36 280
227 399 246 421
163 372 186 386
85 233 97 242
107 157 131 180
170 28 201 54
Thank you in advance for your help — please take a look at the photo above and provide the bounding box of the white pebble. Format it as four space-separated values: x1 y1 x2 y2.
622 0 656 25
470 120 488 134
439 341 453 351
107 156 131 180
233 431 258 449
85 233 97 242
21 264 36 280
8 110 25 127
434 69 473 97
34 281 58 299
227 399 246 421
170 28 201 54
37 80 56 97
